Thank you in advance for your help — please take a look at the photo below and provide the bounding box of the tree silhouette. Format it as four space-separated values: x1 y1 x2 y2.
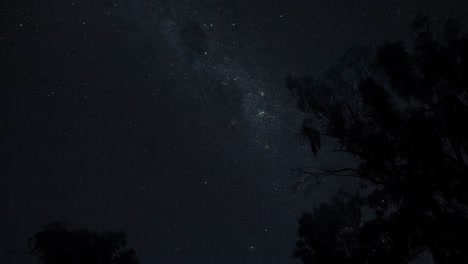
27 222 139 264
288 14 468 264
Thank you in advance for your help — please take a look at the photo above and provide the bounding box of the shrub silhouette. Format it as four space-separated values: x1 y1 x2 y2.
27 222 139 264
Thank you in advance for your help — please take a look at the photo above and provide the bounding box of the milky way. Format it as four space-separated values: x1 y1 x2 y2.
155 3 294 153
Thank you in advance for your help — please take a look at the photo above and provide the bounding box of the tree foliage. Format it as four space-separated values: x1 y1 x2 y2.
288 14 468 263
27 222 139 264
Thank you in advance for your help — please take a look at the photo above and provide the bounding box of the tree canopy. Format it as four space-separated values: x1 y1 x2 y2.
288 14 468 264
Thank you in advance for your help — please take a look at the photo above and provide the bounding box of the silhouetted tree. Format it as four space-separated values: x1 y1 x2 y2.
288 14 468 264
27 222 139 264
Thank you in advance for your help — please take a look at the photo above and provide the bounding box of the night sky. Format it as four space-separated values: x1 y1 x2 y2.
2 1 463 263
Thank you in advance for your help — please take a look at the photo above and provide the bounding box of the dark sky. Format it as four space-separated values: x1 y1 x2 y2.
2 1 464 263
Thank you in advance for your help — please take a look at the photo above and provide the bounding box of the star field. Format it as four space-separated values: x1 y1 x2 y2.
2 1 464 263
